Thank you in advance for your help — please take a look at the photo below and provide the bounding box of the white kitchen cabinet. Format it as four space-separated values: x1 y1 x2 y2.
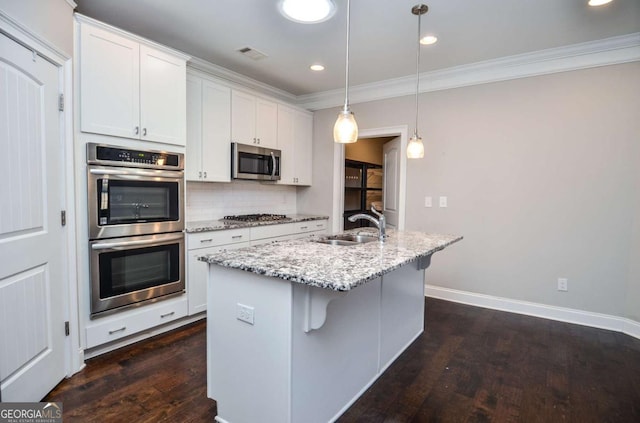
186 229 250 315
85 296 188 349
79 19 187 145
186 74 231 182
231 90 278 149
277 105 313 186
249 220 327 246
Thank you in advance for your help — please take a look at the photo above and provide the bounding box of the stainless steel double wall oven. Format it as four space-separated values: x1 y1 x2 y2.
87 143 185 318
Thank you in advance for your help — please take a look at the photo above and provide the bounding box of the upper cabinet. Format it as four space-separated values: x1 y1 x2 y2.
186 74 231 182
231 90 278 149
79 19 188 146
278 105 313 186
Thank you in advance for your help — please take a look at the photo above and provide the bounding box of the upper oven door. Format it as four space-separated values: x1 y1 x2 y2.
88 165 184 239
232 143 281 181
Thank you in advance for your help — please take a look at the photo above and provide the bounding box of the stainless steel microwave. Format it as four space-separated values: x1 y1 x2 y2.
232 143 281 181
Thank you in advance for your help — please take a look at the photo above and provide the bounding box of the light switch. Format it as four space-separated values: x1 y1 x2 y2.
424 196 432 207
439 196 448 207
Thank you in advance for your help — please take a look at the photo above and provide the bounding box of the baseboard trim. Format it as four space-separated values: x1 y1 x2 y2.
425 285 640 340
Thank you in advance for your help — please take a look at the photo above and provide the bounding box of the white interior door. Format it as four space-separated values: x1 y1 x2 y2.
383 137 401 228
0 33 67 401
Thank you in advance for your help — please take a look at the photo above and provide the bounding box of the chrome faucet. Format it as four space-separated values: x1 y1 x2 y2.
348 204 386 242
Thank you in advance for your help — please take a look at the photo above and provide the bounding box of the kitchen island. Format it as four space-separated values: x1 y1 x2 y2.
200 229 462 423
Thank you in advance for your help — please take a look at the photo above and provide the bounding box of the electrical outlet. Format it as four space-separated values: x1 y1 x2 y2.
439 196 448 208
557 278 568 292
424 196 432 207
237 303 255 325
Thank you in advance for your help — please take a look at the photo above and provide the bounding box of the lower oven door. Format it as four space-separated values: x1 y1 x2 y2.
89 232 185 318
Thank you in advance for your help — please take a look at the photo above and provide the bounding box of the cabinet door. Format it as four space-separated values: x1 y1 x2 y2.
140 45 186 145
255 98 278 148
294 111 313 185
231 90 256 144
187 242 249 315
202 80 232 182
186 76 203 181
80 23 140 139
277 105 295 185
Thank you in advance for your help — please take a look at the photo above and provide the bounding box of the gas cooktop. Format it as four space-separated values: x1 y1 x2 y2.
221 214 291 223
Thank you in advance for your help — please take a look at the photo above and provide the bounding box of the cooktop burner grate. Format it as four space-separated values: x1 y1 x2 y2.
221 214 290 222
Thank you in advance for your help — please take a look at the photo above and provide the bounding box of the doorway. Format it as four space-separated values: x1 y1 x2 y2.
336 126 408 233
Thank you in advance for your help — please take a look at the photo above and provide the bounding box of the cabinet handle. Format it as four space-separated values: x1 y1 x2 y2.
200 238 213 243
143 128 147 136
135 126 139 135
316 224 324 227
300 226 308 230
252 137 256 143
108 326 126 335
257 138 261 144
231 235 243 239
160 311 175 319
198 171 202 178
203 171 207 178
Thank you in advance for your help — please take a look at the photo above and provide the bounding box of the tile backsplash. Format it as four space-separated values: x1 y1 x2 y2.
186 181 297 221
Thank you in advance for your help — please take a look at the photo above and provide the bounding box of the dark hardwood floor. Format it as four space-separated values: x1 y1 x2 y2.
45 298 640 422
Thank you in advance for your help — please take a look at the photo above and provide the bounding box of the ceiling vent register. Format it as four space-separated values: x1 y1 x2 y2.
237 46 268 60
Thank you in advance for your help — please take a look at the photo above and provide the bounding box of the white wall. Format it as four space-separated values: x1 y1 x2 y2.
302 62 640 322
186 181 298 222
0 0 74 56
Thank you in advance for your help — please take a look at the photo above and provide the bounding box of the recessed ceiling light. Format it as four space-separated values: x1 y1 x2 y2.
310 64 325 71
588 0 613 6
279 0 336 24
420 35 438 45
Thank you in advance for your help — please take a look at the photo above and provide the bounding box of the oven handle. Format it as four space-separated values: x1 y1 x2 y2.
89 168 182 179
91 233 184 250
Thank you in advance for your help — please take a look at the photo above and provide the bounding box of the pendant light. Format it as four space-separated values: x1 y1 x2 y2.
407 4 428 159
333 0 358 143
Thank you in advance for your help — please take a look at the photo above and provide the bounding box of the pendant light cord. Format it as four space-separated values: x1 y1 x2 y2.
414 9 421 137
343 0 351 112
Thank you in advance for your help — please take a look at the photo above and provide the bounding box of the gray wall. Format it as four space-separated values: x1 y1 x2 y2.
0 0 74 56
300 62 640 321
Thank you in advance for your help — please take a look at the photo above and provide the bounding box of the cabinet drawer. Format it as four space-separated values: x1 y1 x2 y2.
250 223 297 240
85 297 188 349
187 228 250 250
296 220 327 233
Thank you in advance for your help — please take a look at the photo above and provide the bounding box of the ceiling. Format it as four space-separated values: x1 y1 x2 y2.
75 0 640 97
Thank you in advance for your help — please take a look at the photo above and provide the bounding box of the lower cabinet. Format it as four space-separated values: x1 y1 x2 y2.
186 228 251 315
85 296 188 349
187 221 328 313
249 220 327 246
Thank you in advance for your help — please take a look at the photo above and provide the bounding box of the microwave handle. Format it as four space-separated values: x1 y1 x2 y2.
270 152 276 178
91 233 183 250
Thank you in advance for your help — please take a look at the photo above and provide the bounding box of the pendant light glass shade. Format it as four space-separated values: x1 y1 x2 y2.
407 134 424 159
408 4 428 159
334 0 358 144
334 109 358 143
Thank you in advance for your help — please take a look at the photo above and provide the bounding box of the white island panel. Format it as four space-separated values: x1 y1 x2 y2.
207 266 293 423
291 280 381 423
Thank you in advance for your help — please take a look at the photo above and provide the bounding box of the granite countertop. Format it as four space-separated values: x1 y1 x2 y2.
185 214 329 233
199 229 463 291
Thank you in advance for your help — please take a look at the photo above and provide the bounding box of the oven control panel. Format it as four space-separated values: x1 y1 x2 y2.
86 143 184 170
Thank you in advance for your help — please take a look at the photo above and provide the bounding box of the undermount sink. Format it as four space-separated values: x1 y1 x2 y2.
314 233 378 246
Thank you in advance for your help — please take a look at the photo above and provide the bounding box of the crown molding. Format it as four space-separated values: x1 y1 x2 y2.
188 56 298 104
297 32 640 111
65 0 78 9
